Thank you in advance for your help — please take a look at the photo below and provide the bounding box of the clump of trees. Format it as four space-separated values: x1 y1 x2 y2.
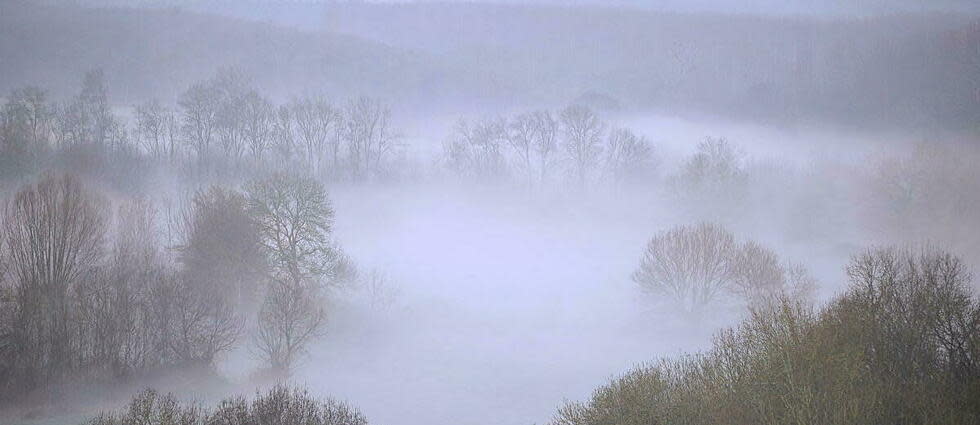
87 385 367 425
0 67 392 403
0 172 348 399
557 246 980 425
632 222 814 312
0 70 138 184
443 104 656 189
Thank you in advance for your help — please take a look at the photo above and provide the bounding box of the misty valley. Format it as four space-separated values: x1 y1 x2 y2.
1 1 979 425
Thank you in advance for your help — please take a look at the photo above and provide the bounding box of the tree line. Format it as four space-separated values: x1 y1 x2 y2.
2 67 761 199
443 105 655 189
0 68 397 183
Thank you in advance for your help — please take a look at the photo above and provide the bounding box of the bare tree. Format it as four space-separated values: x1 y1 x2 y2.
782 262 817 305
560 105 605 188
676 137 745 191
1 86 51 154
156 270 242 366
74 198 159 374
443 119 474 177
341 97 395 180
213 70 253 162
178 82 219 160
134 100 171 159
361 269 400 312
246 173 342 373
51 70 124 152
845 246 980 386
1 175 108 381
246 174 338 284
604 127 653 185
509 113 536 186
291 96 339 175
0 256 13 387
634 222 815 312
55 96 88 150
728 241 785 303
670 137 747 218
78 70 119 149
107 199 161 371
531 110 559 185
133 99 181 161
633 223 735 312
160 107 180 162
241 91 274 161
254 277 325 374
271 104 296 162
443 117 508 180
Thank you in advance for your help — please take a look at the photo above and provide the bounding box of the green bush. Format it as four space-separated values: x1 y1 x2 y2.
86 385 367 425
556 246 980 425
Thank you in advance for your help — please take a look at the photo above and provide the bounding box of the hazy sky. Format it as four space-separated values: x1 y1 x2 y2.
73 0 980 16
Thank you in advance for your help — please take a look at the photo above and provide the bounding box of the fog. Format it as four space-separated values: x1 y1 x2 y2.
1 1 979 425
302 118 897 424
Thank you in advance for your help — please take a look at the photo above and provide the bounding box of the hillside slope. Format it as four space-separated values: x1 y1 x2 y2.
0 1 493 105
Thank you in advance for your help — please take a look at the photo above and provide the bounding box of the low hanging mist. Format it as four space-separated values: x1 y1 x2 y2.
0 1 979 425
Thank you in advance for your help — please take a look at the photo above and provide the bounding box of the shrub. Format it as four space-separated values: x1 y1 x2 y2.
563 246 980 425
87 385 367 425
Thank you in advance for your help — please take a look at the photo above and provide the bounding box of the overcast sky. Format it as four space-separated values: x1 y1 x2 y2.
72 0 980 16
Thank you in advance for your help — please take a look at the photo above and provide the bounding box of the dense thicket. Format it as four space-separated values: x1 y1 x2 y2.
555 246 980 425
0 171 345 399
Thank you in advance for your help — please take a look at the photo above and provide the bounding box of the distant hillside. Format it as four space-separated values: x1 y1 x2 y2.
3 1 979 132
323 3 980 131
0 1 494 106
